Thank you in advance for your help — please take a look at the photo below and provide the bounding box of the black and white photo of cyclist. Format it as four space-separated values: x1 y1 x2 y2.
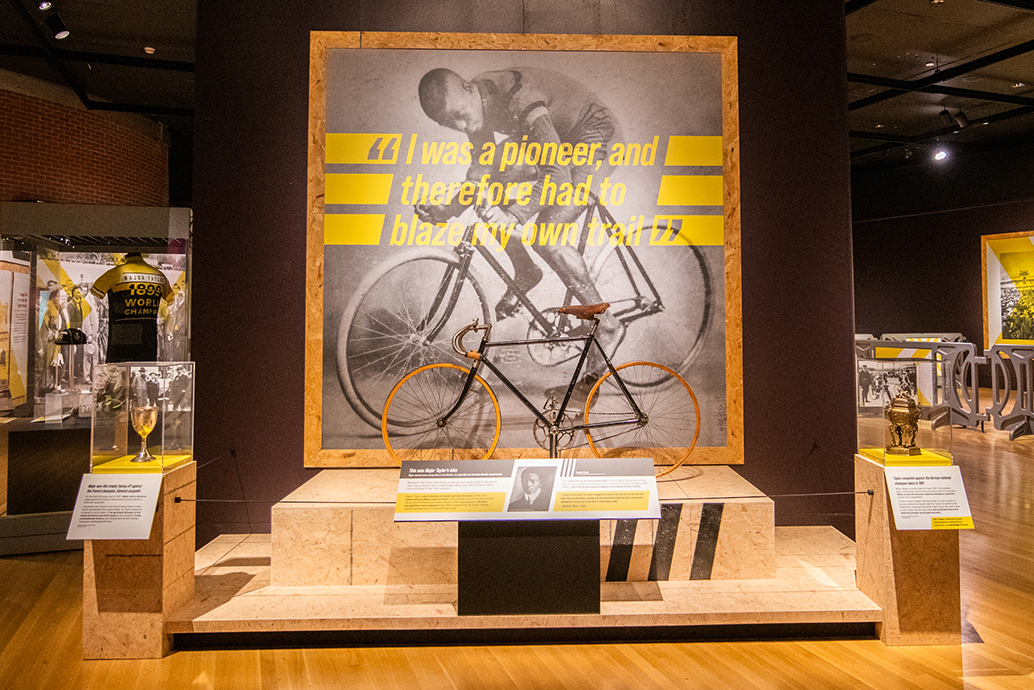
320 47 729 454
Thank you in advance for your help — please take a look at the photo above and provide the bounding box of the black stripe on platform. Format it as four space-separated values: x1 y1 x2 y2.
605 519 638 581
690 502 724 580
648 502 683 581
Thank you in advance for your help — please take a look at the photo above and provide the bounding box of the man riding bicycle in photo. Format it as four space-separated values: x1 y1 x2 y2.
415 66 625 396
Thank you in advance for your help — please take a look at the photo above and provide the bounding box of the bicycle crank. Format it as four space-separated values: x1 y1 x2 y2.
533 395 576 451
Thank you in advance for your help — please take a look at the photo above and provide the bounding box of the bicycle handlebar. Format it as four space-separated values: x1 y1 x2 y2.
452 319 491 358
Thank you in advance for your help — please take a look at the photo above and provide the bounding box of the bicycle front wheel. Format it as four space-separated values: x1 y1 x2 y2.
584 362 700 476
338 253 490 428
382 363 501 464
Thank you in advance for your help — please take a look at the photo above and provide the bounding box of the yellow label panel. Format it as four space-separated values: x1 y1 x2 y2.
656 175 724 206
552 491 650 512
396 492 506 513
326 133 402 164
649 215 724 246
664 136 723 166
324 214 385 245
932 516 974 529
326 173 394 205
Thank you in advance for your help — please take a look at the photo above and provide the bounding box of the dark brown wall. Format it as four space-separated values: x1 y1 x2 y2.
192 0 856 543
853 139 1034 349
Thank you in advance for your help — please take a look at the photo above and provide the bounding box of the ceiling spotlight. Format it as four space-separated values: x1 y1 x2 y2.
954 110 970 129
1013 82 1026 88
45 14 69 39
144 46 156 55
925 61 936 67
939 109 953 127
933 149 948 161
37 1 52 9
930 0 945 5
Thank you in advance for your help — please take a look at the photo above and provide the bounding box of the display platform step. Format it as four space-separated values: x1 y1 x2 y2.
165 526 880 638
269 466 775 587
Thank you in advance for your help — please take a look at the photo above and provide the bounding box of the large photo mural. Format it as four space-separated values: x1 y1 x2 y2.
306 33 742 467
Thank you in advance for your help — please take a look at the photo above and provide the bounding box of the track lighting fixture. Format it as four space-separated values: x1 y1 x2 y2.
939 109 953 127
45 13 69 39
954 110 969 129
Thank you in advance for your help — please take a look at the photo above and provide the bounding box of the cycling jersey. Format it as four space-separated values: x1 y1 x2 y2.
91 255 173 363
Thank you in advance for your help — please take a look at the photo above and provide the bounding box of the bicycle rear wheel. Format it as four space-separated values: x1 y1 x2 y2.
382 363 501 464
584 362 700 476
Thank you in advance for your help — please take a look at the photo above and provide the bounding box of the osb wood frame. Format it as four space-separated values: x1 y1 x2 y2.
981 229 1034 350
306 31 743 467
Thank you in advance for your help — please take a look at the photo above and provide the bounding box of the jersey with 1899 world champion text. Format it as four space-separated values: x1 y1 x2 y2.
90 261 173 323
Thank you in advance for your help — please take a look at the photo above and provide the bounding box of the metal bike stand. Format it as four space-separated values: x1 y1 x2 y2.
456 428 600 616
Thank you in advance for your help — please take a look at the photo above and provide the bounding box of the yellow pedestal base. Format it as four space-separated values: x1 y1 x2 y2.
92 454 192 474
859 448 951 466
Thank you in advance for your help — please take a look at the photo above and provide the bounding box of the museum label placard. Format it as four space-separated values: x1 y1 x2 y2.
885 465 974 531
395 457 660 521
66 473 162 540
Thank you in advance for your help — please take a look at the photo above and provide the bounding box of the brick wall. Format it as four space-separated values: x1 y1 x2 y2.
0 89 169 206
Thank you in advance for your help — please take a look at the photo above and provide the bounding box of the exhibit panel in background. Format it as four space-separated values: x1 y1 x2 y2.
982 230 1034 347
305 32 742 467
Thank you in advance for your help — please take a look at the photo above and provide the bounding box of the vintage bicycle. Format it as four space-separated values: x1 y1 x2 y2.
380 303 701 477
336 194 715 428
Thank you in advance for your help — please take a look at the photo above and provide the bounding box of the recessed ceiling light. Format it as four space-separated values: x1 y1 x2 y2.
933 149 948 161
45 14 68 39
875 124 885 128
925 61 936 67
930 0 945 5
1013 82 1026 88
144 46 156 55
38 1 52 10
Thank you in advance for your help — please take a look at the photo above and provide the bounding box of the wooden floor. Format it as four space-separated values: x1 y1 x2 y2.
1 426 1032 689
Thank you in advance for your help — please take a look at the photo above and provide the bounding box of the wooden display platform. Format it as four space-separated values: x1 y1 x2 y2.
267 466 776 587
163 466 881 640
166 526 880 637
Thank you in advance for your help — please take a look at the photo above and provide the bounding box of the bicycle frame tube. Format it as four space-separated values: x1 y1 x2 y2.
418 243 478 342
438 330 489 425
443 320 646 436
468 241 562 335
594 202 666 319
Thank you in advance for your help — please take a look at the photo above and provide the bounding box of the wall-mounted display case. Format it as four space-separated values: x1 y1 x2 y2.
857 356 952 465
91 361 194 473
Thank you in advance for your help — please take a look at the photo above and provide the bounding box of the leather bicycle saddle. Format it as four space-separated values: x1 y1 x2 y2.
557 302 610 320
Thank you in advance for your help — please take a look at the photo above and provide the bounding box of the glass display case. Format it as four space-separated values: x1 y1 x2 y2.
90 361 194 473
856 356 952 465
0 202 191 419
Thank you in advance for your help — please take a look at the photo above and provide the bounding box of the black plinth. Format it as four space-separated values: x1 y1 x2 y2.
457 520 600 616
7 421 91 515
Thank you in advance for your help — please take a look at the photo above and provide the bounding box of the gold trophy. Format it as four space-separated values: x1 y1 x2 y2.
130 368 160 463
885 391 922 456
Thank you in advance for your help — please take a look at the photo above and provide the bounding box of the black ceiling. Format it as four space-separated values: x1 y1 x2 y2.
2 0 1034 173
0 0 195 132
847 0 1034 172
